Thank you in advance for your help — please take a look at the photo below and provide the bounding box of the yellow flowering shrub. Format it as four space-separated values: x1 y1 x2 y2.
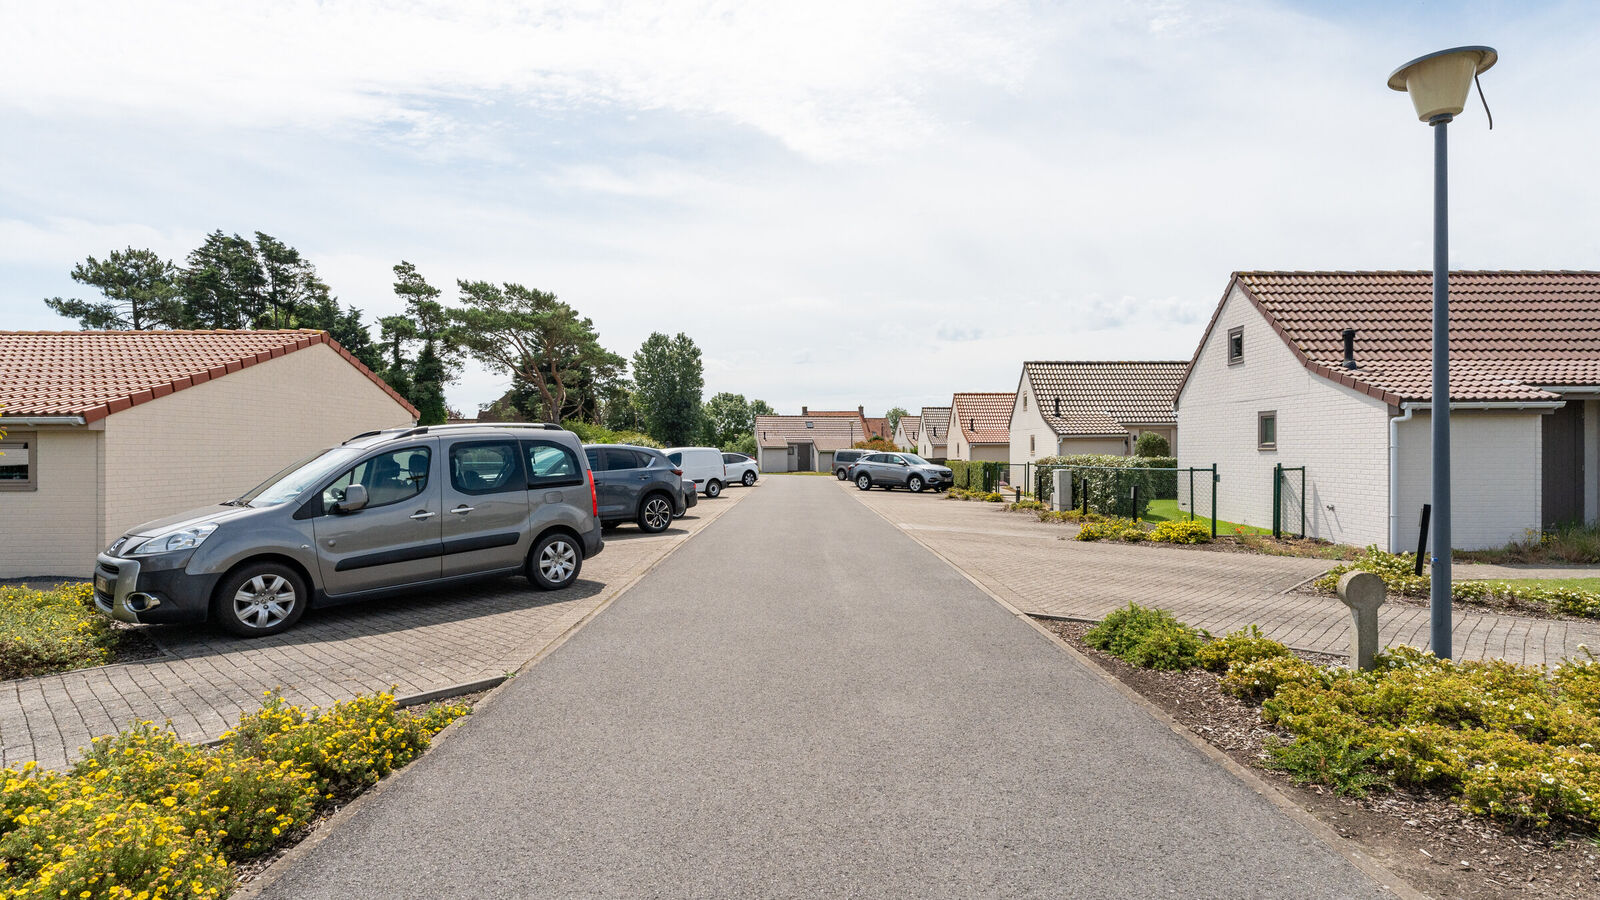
1074 517 1139 541
1196 625 1293 672
0 583 118 680
1147 519 1213 544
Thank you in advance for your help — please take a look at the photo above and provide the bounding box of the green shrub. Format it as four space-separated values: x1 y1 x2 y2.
1134 432 1171 457
1197 625 1292 672
1118 527 1146 542
1148 519 1212 544
1220 654 1323 702
1075 517 1140 541
560 419 662 448
947 461 1006 492
1033 454 1178 517
0 583 119 680
1265 734 1390 797
983 492 1004 502
1007 499 1046 512
1083 604 1205 670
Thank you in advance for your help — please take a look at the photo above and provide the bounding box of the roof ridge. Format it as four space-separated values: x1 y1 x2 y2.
0 328 326 336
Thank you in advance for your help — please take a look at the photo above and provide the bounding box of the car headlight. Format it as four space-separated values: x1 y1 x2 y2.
129 523 219 555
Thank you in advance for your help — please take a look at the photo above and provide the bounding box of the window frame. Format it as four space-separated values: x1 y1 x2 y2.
317 444 433 514
448 439 525 496
0 431 37 492
1227 326 1245 365
1257 411 1278 451
522 439 584 489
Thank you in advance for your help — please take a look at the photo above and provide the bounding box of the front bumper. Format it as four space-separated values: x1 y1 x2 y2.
93 551 217 625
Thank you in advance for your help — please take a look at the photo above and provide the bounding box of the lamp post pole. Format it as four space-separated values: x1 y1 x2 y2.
1430 113 1452 660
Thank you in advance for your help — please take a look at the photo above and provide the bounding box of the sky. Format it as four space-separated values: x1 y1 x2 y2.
2 0 1596 418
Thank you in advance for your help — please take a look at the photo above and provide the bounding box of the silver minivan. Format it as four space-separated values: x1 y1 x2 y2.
93 423 604 637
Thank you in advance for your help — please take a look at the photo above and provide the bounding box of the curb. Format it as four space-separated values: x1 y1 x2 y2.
847 489 1428 900
231 485 756 899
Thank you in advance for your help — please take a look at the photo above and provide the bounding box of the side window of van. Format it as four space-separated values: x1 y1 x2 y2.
323 447 431 510
523 440 583 488
449 441 523 495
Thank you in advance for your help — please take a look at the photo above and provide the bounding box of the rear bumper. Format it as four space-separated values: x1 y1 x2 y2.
581 525 605 559
93 552 217 625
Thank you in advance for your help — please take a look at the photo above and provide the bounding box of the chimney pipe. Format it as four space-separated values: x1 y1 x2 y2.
1053 396 1061 417
801 405 808 414
1342 329 1358 369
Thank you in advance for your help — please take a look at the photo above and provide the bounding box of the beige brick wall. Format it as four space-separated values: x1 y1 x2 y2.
1395 410 1543 551
0 428 104 577
1177 283 1392 544
100 343 415 539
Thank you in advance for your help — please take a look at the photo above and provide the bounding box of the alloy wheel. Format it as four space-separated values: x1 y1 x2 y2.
233 574 296 629
644 497 672 530
539 539 578 584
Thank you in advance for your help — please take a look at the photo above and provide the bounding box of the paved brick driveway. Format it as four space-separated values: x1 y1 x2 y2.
844 483 1600 667
0 486 755 770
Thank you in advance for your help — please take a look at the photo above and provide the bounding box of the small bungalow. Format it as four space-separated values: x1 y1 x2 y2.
1008 361 1187 474
793 406 886 441
946 393 1015 462
893 415 921 451
916 405 951 461
0 330 418 577
754 414 867 473
1176 271 1600 550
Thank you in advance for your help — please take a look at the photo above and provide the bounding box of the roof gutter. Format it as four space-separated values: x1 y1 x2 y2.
0 415 87 426
1401 400 1566 411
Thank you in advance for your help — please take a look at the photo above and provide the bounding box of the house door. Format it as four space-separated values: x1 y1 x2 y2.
1543 403 1584 528
792 443 812 471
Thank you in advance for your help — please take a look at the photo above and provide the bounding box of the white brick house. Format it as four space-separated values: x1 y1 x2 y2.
1008 361 1187 477
892 414 920 452
946 393 1014 462
916 405 950 460
0 330 417 577
1176 272 1600 550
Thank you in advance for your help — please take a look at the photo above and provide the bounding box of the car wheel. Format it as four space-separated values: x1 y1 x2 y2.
908 475 924 493
213 563 306 637
528 532 582 590
836 468 848 480
705 479 722 498
742 470 757 486
856 474 872 491
638 494 674 533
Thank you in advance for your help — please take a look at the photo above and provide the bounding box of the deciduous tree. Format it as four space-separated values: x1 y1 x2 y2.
632 333 704 446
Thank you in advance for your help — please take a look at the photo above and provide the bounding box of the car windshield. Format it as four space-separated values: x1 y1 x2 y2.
900 454 931 466
236 447 365 507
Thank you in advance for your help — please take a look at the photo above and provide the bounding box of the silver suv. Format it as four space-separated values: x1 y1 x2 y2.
849 452 953 493
93 423 604 637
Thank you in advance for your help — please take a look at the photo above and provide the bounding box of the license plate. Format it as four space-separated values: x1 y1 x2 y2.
95 573 113 596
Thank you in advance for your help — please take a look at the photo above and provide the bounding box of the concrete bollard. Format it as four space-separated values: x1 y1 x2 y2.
1336 571 1387 671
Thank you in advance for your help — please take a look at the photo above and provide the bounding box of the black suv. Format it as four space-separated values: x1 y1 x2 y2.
583 444 687 533
833 449 871 480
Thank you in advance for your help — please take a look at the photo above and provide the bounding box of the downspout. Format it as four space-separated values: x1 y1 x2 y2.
1389 404 1417 553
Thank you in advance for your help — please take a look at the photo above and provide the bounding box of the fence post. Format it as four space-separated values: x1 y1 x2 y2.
1187 468 1194 521
1081 471 1089 515
1299 467 1306 538
1210 464 1218 539
1272 462 1282 539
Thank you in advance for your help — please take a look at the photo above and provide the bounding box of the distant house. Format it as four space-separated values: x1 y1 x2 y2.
916 405 951 460
893 415 921 451
1176 271 1600 550
1009 361 1187 474
946 393 1015 462
754 414 867 473
794 406 885 441
0 330 418 577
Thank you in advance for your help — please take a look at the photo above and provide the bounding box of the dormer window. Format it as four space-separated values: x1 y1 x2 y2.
1227 326 1245 364
805 421 814 429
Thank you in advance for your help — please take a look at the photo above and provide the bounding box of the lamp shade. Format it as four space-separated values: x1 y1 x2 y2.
1388 46 1497 122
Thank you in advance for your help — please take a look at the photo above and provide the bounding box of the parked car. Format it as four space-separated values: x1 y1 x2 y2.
665 447 728 497
678 470 699 516
848 452 953 493
584 444 687 534
833 449 870 479
92 423 604 638
722 452 759 487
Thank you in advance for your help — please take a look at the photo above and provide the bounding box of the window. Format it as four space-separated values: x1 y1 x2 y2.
323 446 431 510
668 451 684 465
1228 326 1245 364
0 432 35 491
1258 411 1278 450
1022 394 1028 411
1029 434 1036 457
450 441 522 494
523 440 582 488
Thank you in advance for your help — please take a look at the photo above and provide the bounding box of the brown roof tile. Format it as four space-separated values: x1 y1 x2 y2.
897 415 922 443
0 330 418 423
951 392 1015 444
918 406 950 447
1022 361 1188 436
754 415 868 452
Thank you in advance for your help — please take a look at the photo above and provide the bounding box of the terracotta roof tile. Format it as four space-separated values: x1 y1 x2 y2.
951 392 1015 444
1022 361 1188 436
1227 271 1600 403
754 415 868 451
0 330 418 423
918 406 950 447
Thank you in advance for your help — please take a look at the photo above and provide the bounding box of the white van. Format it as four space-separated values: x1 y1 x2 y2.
665 447 728 498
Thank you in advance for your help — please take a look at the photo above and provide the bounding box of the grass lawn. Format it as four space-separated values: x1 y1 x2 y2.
1143 498 1272 535
1459 576 1600 591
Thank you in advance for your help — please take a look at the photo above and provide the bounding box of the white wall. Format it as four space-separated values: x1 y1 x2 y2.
1177 283 1392 544
100 343 415 539
1394 410 1544 551
1059 437 1131 456
758 446 790 472
0 427 104 578
1009 371 1056 472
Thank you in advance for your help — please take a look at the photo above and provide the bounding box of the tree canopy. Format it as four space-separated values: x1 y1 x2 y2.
44 248 184 330
632 333 704 446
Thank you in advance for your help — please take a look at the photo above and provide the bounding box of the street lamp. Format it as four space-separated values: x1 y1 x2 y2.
1387 46 1497 660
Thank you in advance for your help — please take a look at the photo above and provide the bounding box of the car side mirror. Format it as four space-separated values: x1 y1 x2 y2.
898 460 909 466
335 484 369 513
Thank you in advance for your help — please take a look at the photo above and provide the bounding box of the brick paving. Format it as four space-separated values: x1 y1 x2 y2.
0 487 755 770
845 483 1600 667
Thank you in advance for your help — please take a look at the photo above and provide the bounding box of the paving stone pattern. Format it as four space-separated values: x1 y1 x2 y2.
846 484 1600 667
0 487 754 770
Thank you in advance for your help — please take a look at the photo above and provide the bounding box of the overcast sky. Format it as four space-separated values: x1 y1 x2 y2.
2 1 1595 416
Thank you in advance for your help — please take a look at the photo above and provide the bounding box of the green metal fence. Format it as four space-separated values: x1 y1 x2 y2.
1027 463 1219 536
1273 464 1306 538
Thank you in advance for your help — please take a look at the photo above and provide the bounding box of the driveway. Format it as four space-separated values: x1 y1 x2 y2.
255 474 1390 899
0 486 755 770
847 485 1600 666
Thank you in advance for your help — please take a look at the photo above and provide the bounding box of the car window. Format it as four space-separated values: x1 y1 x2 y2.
323 446 431 510
523 440 583 488
865 454 887 463
722 454 738 464
450 441 523 495
609 449 645 471
668 451 684 465
584 448 604 471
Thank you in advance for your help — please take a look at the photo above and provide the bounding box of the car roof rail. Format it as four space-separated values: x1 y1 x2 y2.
341 429 384 444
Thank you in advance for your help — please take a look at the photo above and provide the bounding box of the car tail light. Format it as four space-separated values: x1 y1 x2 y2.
588 469 599 518
672 468 683 476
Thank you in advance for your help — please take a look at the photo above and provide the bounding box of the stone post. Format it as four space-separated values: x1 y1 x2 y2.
1336 571 1387 671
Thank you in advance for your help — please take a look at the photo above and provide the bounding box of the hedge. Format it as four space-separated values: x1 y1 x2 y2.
1032 455 1177 519
947 460 1006 492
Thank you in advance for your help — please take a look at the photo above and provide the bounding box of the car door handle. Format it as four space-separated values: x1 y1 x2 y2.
449 505 475 515
410 510 437 520
637 474 649 481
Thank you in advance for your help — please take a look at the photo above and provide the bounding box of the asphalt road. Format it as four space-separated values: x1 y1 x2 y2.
258 475 1391 899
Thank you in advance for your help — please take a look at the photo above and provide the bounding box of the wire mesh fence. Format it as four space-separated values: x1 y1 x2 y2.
1026 463 1218 534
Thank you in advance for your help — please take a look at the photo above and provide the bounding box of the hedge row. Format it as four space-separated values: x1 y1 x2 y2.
1032 455 1177 519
